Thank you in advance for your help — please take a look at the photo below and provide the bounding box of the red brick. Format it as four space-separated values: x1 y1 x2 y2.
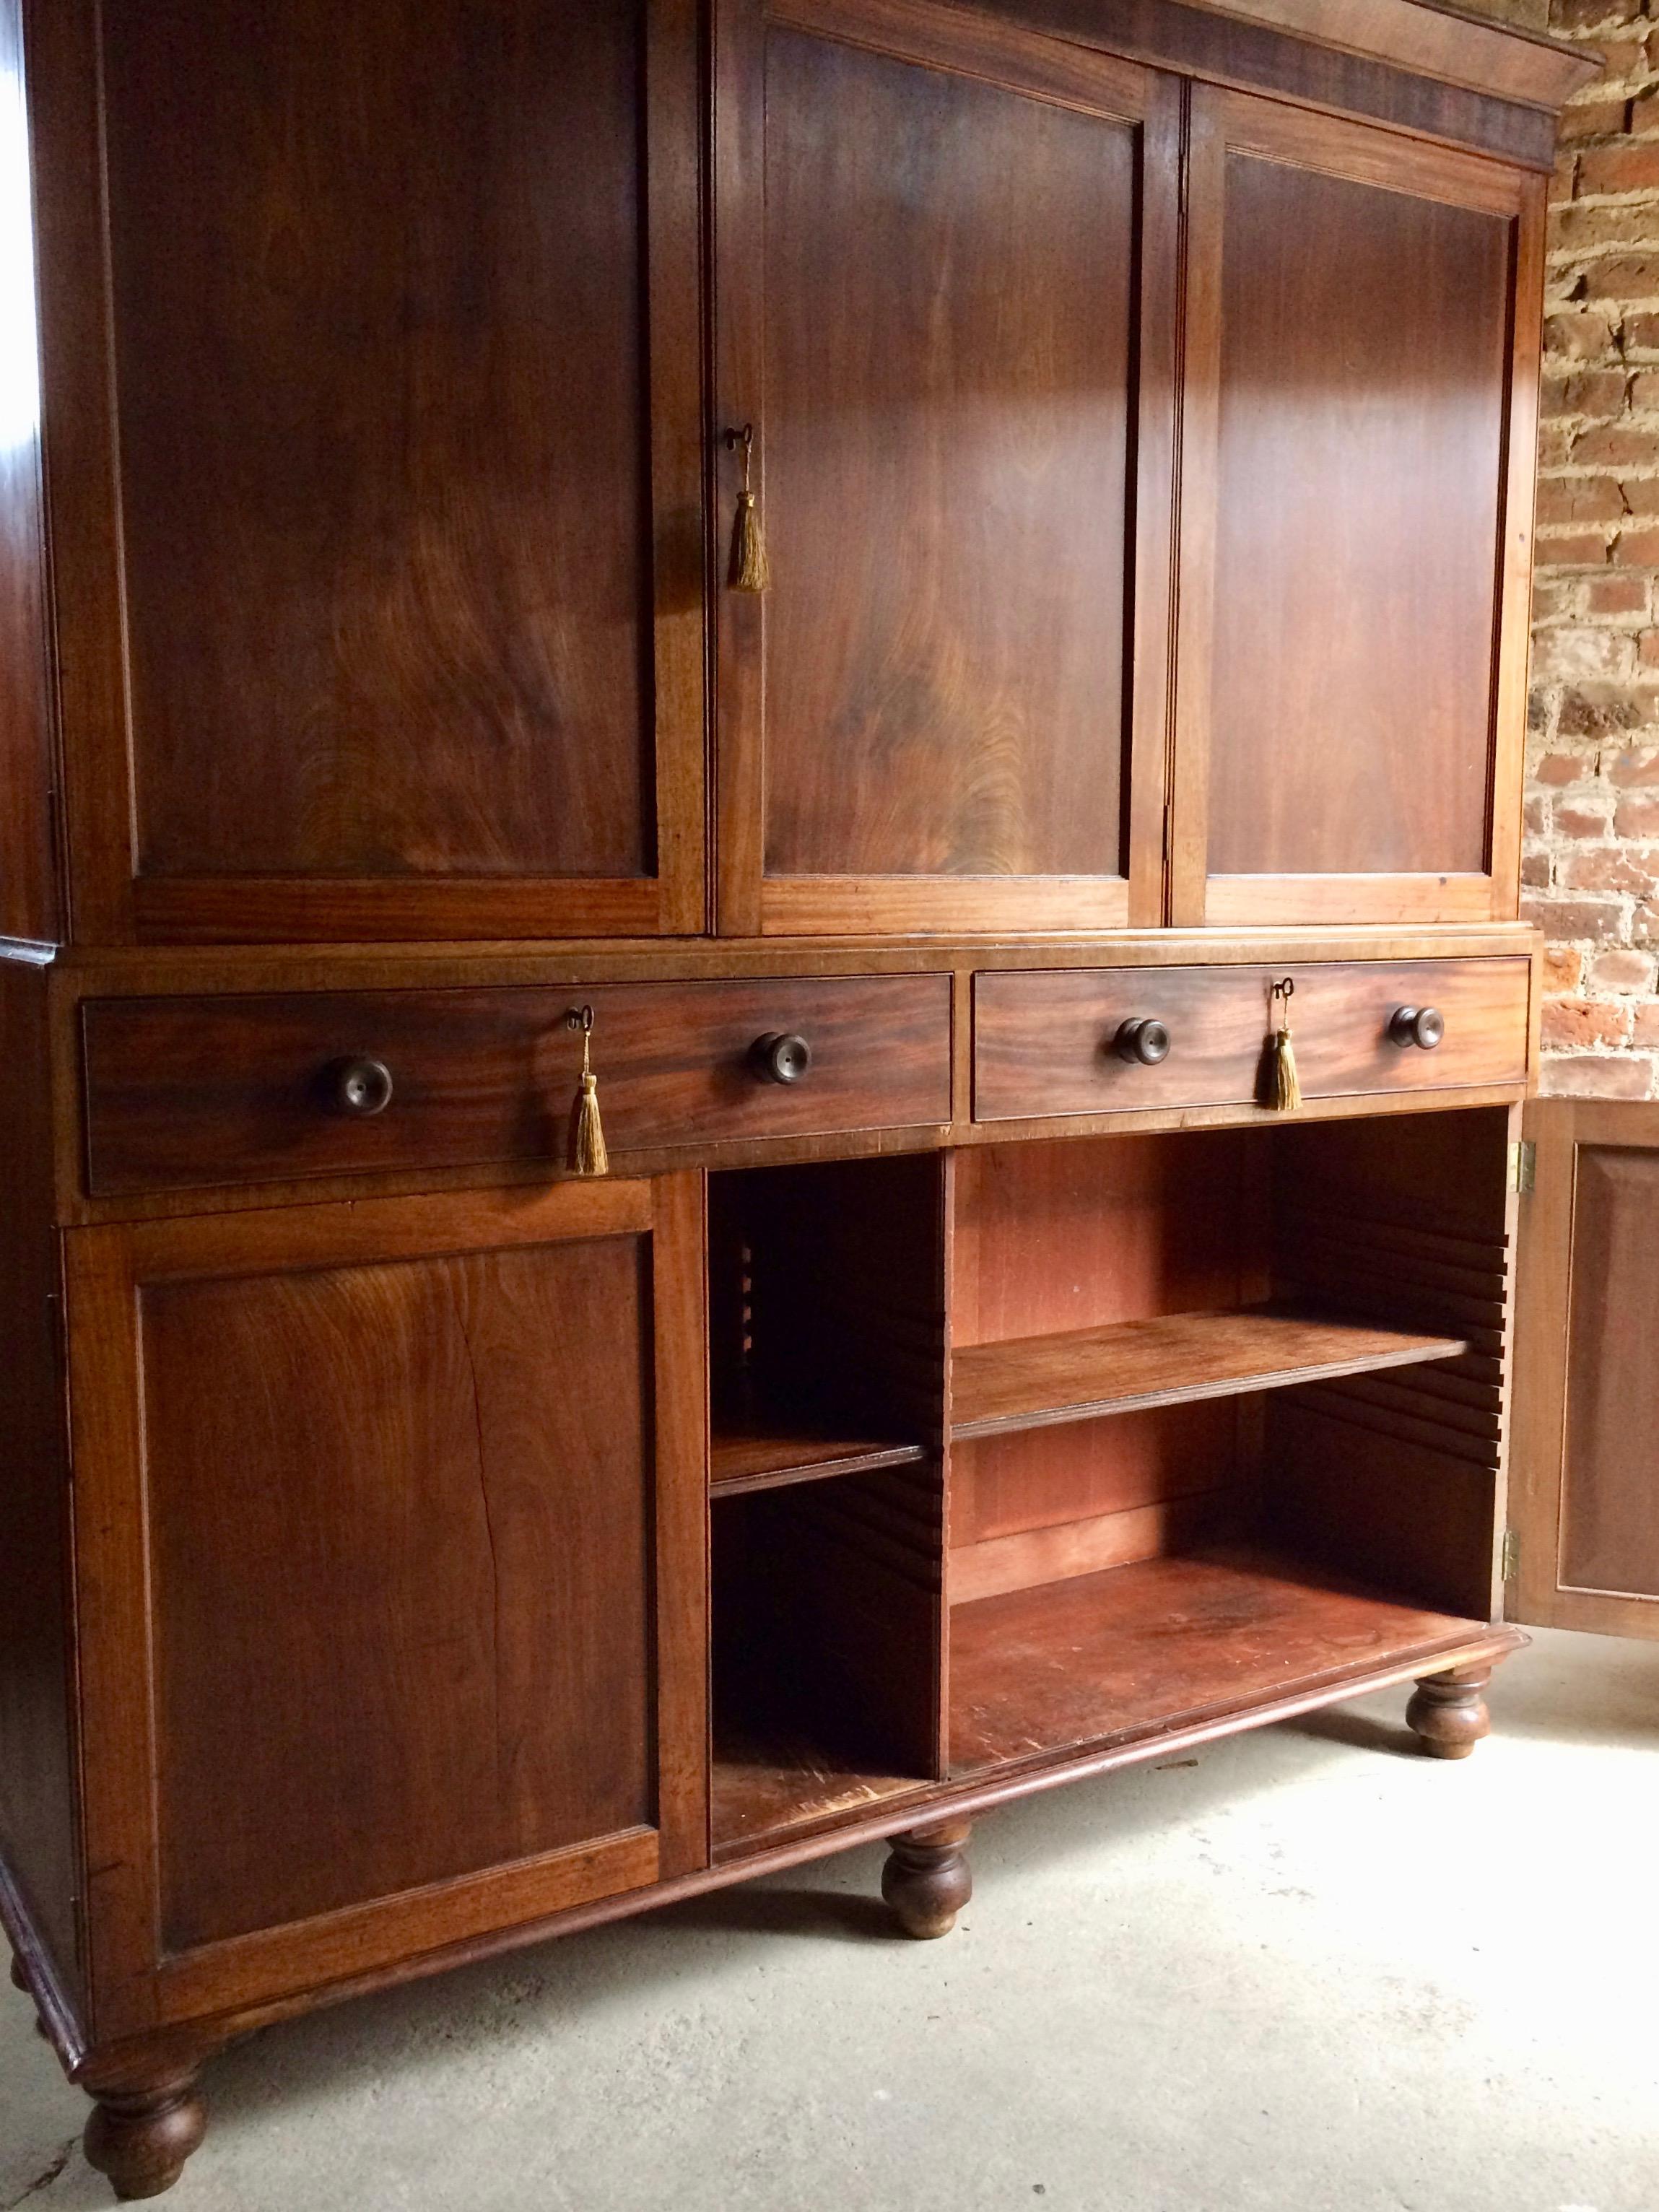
1556 801 1614 836
1523 894 1626 938
1624 313 1659 354
1616 791 1659 835
1566 96 1639 142
1533 749 1601 783
1537 424 1577 470
1543 998 1634 1049
1582 256 1659 302
1607 745 1659 782
1640 630 1659 666
1578 146 1659 198
1560 845 1659 892
1543 309 1619 360
1522 850 1553 889
1633 1003 1659 1045
1570 424 1654 467
1544 945 1587 993
1586 574 1649 614
1544 368 1629 417
1553 0 1643 27
1541 1053 1655 1099
1559 689 1654 737
1613 526 1659 565
1525 795 1550 835
1536 476 1626 527
1617 479 1659 517
1589 949 1656 990
1541 531 1614 565
1630 370 1659 413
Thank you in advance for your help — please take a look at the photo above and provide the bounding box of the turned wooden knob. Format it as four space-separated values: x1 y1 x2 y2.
749 1032 812 1084
1388 1005 1444 1051
1114 1017 1171 1066
328 1056 395 1115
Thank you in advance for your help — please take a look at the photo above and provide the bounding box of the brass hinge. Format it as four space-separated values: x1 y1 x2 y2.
1501 1529 1520 1581
1507 1140 1536 1196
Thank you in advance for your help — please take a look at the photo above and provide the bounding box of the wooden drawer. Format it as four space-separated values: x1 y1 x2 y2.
973 959 1530 1123
82 975 952 1196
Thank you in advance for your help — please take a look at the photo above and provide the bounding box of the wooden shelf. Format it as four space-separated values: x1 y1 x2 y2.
710 1425 928 1497
949 1305 1466 1440
950 1546 1491 1775
711 1718 929 1858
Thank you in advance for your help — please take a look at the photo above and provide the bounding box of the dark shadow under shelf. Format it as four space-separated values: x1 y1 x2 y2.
710 1426 928 1497
949 1305 1468 1441
949 1546 1492 1777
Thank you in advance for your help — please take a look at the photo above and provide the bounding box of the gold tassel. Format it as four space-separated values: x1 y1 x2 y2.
567 1008 609 1177
1267 979 1302 1112
726 424 770 593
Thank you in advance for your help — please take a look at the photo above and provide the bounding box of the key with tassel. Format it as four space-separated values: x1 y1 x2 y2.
1266 977 1302 1113
565 1005 609 1177
724 423 770 593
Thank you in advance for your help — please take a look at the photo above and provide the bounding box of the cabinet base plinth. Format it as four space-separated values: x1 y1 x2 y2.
882 1819 973 1939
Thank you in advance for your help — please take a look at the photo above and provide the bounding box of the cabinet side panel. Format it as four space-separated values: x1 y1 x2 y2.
0 961 79 1995
0 0 59 944
759 27 1137 881
1557 1149 1659 1601
144 1236 654 1952
1207 153 1510 880
101 0 654 884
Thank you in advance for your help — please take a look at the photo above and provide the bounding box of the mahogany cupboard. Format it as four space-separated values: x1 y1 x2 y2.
1 0 1645 2200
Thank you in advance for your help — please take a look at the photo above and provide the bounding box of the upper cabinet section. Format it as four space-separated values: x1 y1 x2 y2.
1170 88 1546 931
17 0 1590 948
35 0 706 944
712 0 1180 935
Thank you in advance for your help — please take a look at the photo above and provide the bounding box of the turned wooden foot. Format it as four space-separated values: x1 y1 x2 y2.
84 2077 206 2201
1406 1664 1492 1761
882 1818 972 1939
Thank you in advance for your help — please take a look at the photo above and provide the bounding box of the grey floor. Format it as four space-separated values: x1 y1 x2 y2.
4 1625 1658 2211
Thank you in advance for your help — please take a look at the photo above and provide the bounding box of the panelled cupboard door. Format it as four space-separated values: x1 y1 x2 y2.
713 0 1179 936
1170 89 1543 930
34 0 705 945
64 1177 707 2035
1509 1100 1659 1642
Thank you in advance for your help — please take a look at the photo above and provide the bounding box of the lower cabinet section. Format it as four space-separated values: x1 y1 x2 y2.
64 1175 708 2032
28 1107 1525 2196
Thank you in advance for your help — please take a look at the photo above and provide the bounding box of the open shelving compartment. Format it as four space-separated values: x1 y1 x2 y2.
946 1111 1515 1778
707 1155 950 1858
705 1109 1515 1855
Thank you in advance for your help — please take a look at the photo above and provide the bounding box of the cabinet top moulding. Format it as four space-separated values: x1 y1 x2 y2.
982 0 1595 167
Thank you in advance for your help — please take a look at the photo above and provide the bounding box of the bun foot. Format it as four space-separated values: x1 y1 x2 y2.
1406 1664 1492 1761
882 1818 972 1939
84 2077 206 2201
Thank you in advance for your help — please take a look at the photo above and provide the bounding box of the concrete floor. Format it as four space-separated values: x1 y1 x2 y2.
4 1625 1658 2211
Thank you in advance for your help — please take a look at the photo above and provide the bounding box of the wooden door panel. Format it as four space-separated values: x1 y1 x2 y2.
1512 1100 1659 1638
40 0 705 942
66 1178 707 2029
1172 90 1541 928
715 0 1178 934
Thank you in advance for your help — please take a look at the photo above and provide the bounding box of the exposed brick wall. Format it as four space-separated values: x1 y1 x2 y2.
1463 0 1659 1095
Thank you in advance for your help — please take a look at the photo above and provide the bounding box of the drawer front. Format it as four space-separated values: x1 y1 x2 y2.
973 959 1530 1123
84 975 952 1196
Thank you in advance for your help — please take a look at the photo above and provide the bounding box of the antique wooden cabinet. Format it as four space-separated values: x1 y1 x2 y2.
0 0 1632 2198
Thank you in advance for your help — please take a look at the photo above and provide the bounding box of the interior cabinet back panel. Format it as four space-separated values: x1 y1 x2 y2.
762 30 1131 879
143 1236 653 1951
